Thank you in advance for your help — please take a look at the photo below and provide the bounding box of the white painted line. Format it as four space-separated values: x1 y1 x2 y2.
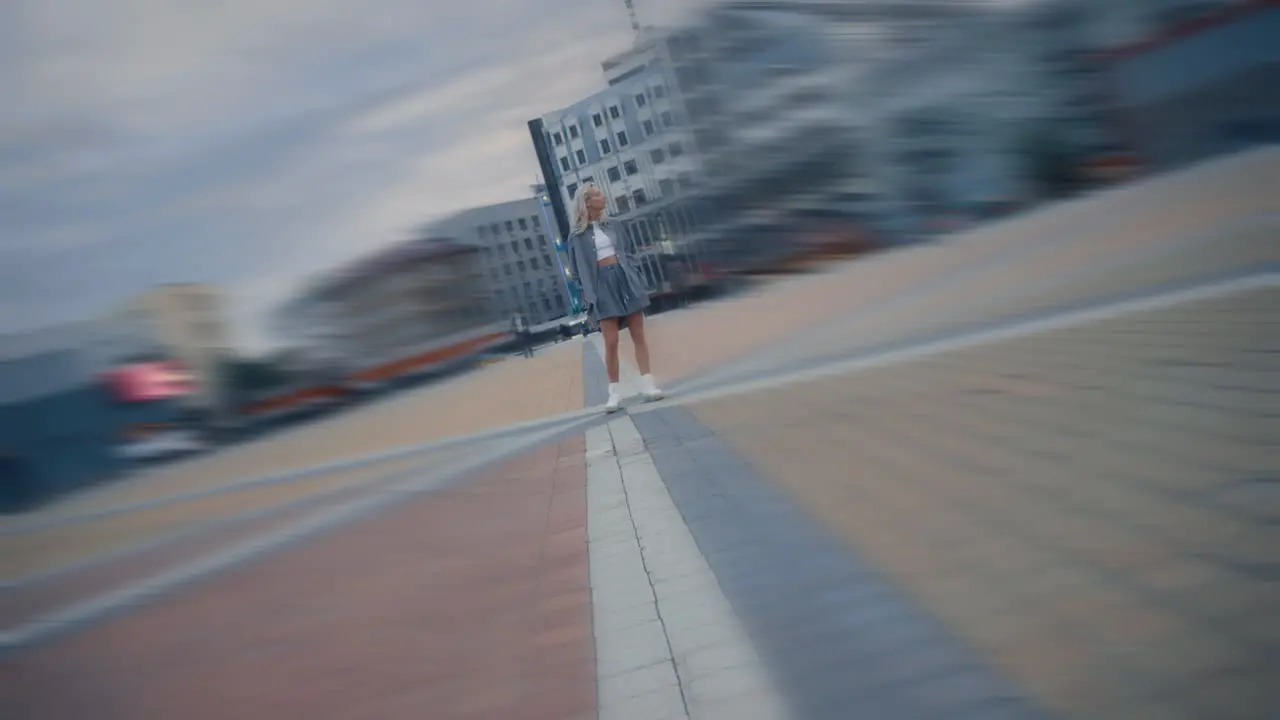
0 445 467 591
1 406 599 536
587 416 791 720
686 213 1280 393
0 425 572 652
638 271 1280 413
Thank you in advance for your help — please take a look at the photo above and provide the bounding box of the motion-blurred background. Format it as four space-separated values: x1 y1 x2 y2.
1 0 1276 510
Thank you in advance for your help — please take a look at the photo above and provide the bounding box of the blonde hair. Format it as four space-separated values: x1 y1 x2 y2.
571 182 606 235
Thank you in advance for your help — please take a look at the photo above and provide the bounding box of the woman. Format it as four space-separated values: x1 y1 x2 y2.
566 183 663 413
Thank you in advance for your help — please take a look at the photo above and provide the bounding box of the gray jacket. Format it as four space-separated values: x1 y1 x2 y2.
565 220 649 314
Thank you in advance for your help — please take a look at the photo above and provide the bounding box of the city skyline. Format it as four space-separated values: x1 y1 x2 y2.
0 0 707 353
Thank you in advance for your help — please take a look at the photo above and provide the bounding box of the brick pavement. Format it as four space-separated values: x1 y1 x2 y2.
684 286 1280 718
663 149 1280 394
0 435 595 720
16 341 583 526
0 452 435 583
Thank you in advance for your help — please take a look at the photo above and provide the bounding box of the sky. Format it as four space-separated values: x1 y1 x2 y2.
0 0 705 354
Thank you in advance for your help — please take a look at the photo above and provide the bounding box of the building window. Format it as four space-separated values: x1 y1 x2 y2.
653 84 667 98
511 240 519 253
504 264 512 276
661 111 674 128
537 278 546 290
607 166 622 183
476 225 488 238
518 218 528 230
490 223 500 235
523 281 532 294
632 189 647 206
592 112 603 127
524 237 534 251
532 216 541 229
568 124 579 139
553 131 563 146
575 149 587 165
659 179 675 197
567 182 579 198
543 252 553 266
634 93 647 108
559 156 571 172
616 195 631 213
617 131 629 148
505 220 514 232
556 295 565 308
600 138 612 154
517 260 526 272
650 148 666 164
642 119 655 136
669 142 684 158
609 105 621 119
624 159 639 176
543 298 553 312
538 234 547 246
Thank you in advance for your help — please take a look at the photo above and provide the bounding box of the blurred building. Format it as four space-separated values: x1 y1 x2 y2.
1102 0 1280 171
93 284 232 421
273 237 498 378
812 0 1218 236
428 196 576 325
0 324 121 510
671 4 868 271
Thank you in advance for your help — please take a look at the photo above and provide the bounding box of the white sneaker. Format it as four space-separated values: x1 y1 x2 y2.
605 383 623 413
639 374 664 401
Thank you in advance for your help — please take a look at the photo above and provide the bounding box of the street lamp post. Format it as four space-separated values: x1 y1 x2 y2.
537 193 582 315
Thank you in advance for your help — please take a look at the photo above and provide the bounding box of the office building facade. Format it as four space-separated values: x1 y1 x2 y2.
529 29 712 299
429 196 577 326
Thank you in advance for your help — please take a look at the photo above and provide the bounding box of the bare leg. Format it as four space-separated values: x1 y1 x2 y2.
626 312 651 376
600 318 621 383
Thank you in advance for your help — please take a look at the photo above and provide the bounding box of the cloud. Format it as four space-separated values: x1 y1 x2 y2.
0 0 708 353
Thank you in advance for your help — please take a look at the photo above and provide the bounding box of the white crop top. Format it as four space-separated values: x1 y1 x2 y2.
592 224 616 261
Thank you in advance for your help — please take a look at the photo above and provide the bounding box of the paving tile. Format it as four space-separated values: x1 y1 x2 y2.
599 659 682 706
600 684 687 720
632 406 1041 720
0 437 595 720
0 451 432 582
688 286 1280 718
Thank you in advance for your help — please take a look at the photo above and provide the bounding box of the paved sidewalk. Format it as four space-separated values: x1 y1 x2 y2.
0 435 595 720
661 150 1279 396
0 452 433 583
7 340 584 529
584 416 792 720
671 285 1279 718
2 151 1276 720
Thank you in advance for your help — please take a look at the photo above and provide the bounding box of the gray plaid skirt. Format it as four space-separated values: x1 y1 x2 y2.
590 263 650 323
